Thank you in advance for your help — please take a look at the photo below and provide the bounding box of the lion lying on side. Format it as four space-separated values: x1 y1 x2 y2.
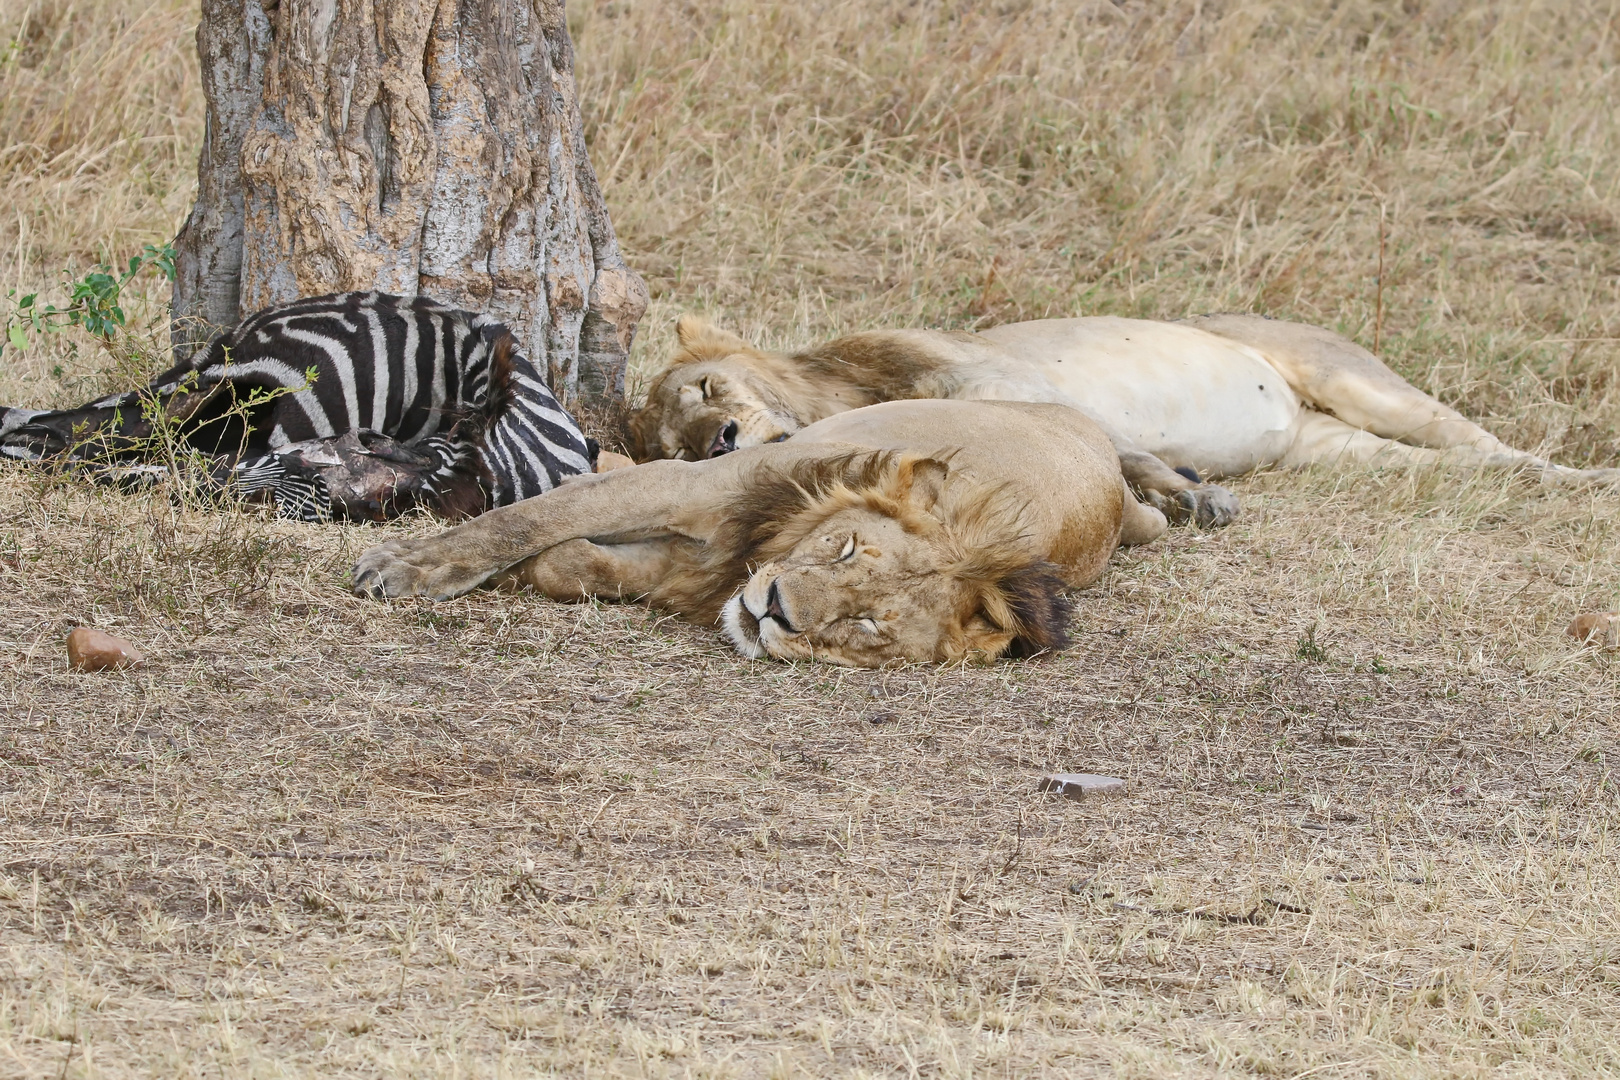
352 400 1166 666
630 314 1620 528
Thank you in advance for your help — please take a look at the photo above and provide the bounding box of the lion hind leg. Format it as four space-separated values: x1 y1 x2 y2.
1281 410 1532 469
1183 314 1536 458
1282 411 1620 486
1282 411 1438 467
1118 477 1168 546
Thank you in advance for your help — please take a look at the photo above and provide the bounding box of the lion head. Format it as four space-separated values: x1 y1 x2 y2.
653 451 1073 666
629 317 829 461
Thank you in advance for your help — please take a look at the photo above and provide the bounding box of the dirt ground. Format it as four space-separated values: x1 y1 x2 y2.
2 0 1619 1076
1 464 1617 1077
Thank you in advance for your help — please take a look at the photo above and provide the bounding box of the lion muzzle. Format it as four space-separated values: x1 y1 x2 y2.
721 573 803 659
762 579 798 632
721 593 766 658
707 420 740 457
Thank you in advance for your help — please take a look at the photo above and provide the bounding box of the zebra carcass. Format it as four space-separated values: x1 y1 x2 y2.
0 292 598 521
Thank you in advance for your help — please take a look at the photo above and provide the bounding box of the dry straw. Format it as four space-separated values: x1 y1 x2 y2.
1 0 1618 1075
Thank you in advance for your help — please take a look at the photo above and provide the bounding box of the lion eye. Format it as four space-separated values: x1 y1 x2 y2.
837 535 857 561
856 618 879 634
699 376 715 399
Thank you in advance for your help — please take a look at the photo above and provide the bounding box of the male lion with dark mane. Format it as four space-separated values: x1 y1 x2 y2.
352 400 1167 666
630 314 1620 527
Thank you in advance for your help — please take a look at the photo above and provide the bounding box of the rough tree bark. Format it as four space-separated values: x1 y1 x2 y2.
171 0 646 408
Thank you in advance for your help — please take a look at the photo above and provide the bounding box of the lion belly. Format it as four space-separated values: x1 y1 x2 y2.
975 317 1301 477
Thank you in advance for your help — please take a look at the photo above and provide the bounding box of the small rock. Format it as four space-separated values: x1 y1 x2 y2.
1566 612 1620 650
595 451 636 473
1039 773 1126 800
66 627 146 672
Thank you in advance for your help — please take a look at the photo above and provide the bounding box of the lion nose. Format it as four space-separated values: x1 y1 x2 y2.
707 420 739 458
764 579 796 632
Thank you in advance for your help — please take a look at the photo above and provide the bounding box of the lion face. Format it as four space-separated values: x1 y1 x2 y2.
634 361 802 461
628 317 813 461
714 461 1074 666
720 509 964 665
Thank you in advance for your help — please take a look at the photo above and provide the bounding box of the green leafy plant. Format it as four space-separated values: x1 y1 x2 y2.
1295 625 1329 663
2 243 176 356
145 372 275 509
2 244 325 516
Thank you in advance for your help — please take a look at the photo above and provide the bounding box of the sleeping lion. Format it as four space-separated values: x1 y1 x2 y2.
352 399 1167 666
630 314 1620 527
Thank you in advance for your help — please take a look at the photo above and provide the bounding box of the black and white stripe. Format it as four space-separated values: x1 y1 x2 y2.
0 292 596 520
0 408 49 459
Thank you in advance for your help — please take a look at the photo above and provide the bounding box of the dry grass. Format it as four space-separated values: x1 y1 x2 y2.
2 0 1620 1076
577 0 1620 469
0 0 197 405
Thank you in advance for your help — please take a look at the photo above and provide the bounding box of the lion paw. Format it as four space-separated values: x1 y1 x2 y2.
351 537 488 601
1146 484 1239 529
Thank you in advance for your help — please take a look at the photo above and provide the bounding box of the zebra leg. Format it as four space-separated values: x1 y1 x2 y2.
267 430 489 522
230 452 331 521
1 377 234 468
0 405 136 461
0 407 50 450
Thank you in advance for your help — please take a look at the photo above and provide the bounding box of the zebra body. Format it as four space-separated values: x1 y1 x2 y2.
0 292 595 520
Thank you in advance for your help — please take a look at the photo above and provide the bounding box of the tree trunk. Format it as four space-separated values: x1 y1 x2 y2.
171 0 646 409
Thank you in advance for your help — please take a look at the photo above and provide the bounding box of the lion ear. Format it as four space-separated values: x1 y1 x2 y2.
955 613 1018 665
895 457 950 515
675 315 753 359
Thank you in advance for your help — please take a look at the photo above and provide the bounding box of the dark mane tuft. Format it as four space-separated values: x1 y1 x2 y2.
792 333 955 401
997 564 1075 658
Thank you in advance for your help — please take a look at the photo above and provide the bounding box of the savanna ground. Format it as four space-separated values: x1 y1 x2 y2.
1 0 1619 1074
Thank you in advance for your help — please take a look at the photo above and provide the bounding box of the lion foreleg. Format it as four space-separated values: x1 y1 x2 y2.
492 538 676 601
351 458 722 600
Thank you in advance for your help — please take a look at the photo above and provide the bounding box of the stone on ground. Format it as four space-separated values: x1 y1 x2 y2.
1039 773 1126 800
66 627 146 672
1566 612 1619 650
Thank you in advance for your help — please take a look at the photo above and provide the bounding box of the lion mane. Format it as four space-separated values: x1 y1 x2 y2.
650 449 1073 656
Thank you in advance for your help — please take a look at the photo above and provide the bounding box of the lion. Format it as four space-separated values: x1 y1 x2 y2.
351 399 1168 666
629 313 1620 527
